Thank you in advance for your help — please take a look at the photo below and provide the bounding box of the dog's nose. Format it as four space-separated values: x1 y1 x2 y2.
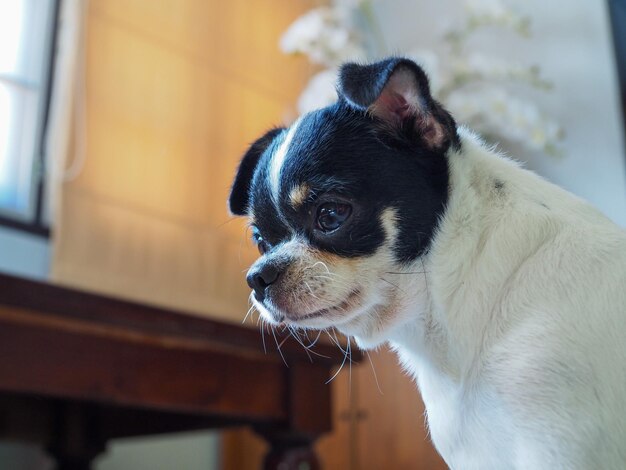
247 264 280 301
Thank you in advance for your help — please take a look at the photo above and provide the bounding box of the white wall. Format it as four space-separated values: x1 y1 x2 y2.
374 0 626 226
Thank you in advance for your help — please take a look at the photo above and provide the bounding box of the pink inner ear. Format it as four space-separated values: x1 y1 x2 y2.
368 67 447 150
369 68 421 124
377 91 413 122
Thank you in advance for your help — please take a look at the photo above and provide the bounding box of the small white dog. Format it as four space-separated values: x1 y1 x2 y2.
229 57 626 469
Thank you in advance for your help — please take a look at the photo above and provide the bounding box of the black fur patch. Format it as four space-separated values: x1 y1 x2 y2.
231 58 455 263
248 102 449 262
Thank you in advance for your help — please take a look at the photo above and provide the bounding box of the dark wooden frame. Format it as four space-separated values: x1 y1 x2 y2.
0 273 354 469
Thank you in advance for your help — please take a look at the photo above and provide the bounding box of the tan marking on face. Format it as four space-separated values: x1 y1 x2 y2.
288 183 310 209
315 248 361 268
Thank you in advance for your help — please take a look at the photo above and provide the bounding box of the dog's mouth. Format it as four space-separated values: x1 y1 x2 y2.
277 289 362 324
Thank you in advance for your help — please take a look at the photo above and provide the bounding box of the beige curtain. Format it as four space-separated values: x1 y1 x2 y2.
50 0 314 323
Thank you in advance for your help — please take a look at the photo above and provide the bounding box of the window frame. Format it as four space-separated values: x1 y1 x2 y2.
0 0 61 238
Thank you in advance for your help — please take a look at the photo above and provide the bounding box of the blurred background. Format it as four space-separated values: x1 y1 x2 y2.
0 0 624 468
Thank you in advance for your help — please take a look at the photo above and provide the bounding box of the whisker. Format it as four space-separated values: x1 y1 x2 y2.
303 281 320 299
421 258 431 300
287 326 314 362
348 337 353 398
332 330 354 363
326 338 349 384
298 329 330 359
304 329 323 350
326 330 348 356
309 261 332 274
366 350 384 395
379 277 403 292
385 271 428 275
242 305 255 324
260 318 267 354
277 331 292 350
271 325 289 368
242 294 257 324
216 217 238 229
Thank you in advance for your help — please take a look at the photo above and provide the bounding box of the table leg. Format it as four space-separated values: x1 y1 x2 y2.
46 404 106 470
50 455 99 470
257 363 331 470
261 436 321 470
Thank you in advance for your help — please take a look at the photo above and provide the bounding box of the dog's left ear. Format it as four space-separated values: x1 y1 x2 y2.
229 127 284 216
338 57 459 152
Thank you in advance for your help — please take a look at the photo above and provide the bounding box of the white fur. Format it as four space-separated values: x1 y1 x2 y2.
269 118 301 203
338 127 626 469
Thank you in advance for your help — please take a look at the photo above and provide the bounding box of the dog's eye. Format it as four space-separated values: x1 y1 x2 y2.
257 240 269 255
316 202 352 233
252 229 269 255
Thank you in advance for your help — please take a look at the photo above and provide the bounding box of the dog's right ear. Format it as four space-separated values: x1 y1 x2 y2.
338 58 459 152
229 127 284 216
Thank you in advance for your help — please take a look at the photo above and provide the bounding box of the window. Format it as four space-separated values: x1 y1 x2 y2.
0 0 58 236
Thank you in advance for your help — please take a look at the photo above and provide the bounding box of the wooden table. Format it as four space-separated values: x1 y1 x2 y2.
0 273 352 469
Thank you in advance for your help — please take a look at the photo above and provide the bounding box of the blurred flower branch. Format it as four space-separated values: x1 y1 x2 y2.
280 0 565 157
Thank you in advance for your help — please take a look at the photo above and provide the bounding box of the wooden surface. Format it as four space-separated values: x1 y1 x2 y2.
0 272 353 469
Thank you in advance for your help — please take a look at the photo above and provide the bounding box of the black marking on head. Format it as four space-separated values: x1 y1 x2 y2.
232 58 456 263
248 101 448 262
229 127 284 215
494 179 505 191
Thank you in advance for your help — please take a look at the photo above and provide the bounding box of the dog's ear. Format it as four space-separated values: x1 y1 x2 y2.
229 127 284 215
338 57 459 152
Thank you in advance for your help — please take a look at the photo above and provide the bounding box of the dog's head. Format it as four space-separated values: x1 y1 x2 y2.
229 58 459 346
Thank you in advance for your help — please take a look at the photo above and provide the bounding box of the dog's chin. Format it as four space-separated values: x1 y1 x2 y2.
252 288 406 350
253 289 367 329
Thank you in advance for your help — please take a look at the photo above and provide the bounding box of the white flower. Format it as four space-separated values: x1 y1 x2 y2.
447 88 563 154
449 54 550 89
280 7 366 67
465 0 508 18
297 69 339 114
464 0 530 35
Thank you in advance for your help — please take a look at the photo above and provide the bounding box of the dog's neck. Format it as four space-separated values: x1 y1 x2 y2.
344 126 603 381
382 128 560 382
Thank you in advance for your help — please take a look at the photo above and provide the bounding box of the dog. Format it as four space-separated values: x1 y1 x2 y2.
228 57 626 469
